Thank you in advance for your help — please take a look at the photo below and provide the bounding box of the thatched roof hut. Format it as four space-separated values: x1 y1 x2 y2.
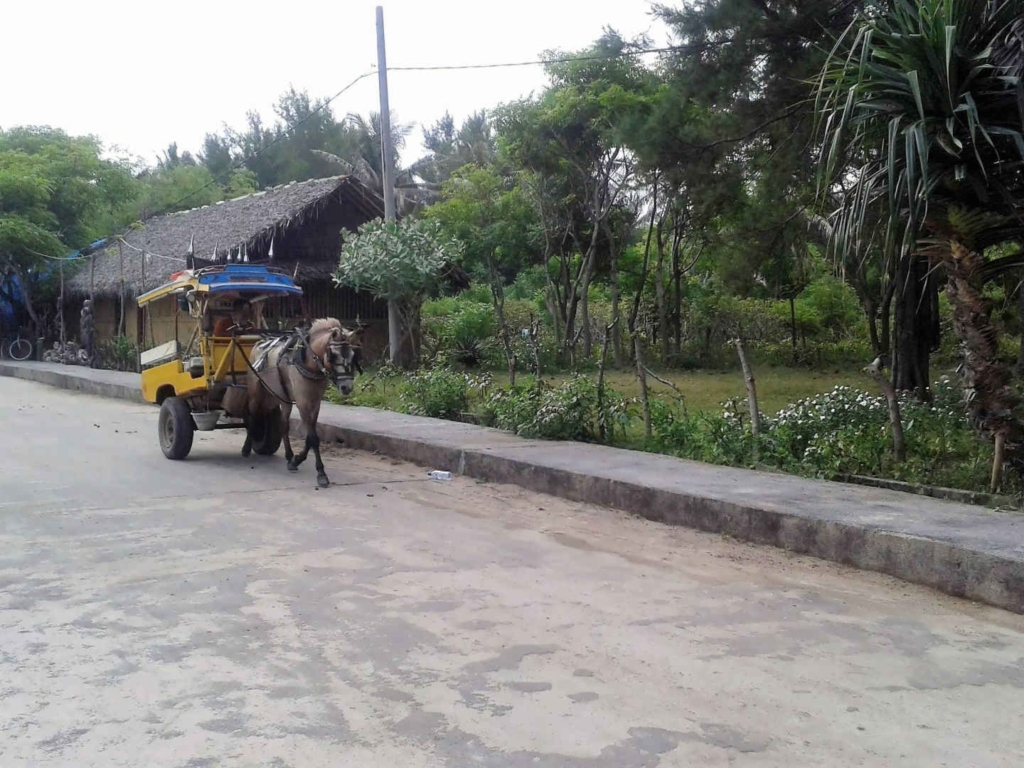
69 175 384 297
67 175 400 362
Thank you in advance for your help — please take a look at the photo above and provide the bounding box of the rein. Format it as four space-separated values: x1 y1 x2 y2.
235 336 295 406
237 326 349 408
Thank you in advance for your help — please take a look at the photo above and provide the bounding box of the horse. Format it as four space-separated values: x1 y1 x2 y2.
224 318 363 487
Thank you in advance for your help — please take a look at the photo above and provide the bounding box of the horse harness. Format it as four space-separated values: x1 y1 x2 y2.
284 327 334 384
241 327 356 407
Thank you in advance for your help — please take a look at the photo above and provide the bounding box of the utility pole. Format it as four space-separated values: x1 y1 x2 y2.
376 5 401 365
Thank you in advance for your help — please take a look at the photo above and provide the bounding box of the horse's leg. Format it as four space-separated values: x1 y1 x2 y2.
281 401 296 470
306 400 329 488
241 420 254 458
291 407 312 469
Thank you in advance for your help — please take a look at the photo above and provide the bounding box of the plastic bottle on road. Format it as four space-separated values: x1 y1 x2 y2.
427 470 452 481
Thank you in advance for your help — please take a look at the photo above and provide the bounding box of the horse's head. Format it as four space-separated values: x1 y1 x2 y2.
325 325 366 396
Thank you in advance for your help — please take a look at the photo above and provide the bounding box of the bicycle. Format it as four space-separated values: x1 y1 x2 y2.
2 331 34 361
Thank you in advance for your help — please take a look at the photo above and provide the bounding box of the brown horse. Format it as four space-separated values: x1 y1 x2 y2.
224 318 363 487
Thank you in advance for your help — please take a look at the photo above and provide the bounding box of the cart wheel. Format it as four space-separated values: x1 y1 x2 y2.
159 397 194 460
252 407 283 456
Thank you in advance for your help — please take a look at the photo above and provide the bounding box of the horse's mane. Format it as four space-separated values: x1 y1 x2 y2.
309 318 343 337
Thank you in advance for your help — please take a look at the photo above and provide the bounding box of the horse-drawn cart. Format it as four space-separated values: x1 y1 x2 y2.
137 264 303 461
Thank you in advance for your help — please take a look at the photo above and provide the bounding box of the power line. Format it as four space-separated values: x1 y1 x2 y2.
150 45 685 219
388 45 683 73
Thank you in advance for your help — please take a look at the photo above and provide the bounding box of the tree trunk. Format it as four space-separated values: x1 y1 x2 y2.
789 296 798 364
655 220 668 367
488 256 516 386
944 238 1022 467
1016 282 1024 377
866 357 906 463
597 320 616 443
892 255 936 399
580 250 594 361
864 297 881 357
633 332 652 441
606 221 623 368
879 279 895 359
9 262 42 340
671 217 683 359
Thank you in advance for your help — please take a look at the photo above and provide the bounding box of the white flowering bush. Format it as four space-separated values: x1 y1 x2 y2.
647 376 1009 492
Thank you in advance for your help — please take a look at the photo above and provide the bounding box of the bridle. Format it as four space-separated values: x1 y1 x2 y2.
289 327 360 391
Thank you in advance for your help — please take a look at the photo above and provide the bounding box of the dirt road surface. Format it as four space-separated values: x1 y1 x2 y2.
1 376 1022 767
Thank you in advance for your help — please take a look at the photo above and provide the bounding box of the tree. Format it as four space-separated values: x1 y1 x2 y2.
648 0 872 361
200 133 236 182
496 32 653 363
0 127 135 336
425 166 541 381
413 110 497 185
816 0 1024 482
334 218 463 365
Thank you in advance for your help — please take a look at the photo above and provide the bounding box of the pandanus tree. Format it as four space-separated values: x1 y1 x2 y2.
815 0 1024 486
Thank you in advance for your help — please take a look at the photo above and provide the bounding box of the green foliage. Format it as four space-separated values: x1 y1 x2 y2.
483 375 633 442
98 336 139 372
815 0 1024 261
0 127 137 329
400 367 473 420
425 165 540 284
413 111 497 185
422 297 496 367
334 218 463 300
135 165 222 216
645 378 1015 493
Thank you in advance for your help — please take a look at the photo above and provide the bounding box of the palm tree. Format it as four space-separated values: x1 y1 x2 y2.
816 0 1024 487
311 112 438 215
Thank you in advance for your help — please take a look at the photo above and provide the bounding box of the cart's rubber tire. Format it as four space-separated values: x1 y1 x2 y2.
251 407 283 456
159 396 194 460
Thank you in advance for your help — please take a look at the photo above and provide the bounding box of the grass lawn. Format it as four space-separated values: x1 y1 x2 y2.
535 366 874 414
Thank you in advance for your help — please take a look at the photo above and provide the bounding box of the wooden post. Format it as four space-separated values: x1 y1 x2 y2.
732 337 761 461
633 332 652 441
376 5 402 366
118 240 125 338
59 257 65 357
992 432 1007 494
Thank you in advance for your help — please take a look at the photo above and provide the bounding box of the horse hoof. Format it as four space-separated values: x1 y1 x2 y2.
317 475 330 488
287 462 298 472
241 448 252 458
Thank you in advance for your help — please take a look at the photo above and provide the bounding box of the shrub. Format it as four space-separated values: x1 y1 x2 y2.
421 297 496 368
401 367 469 419
98 336 138 372
483 375 633 442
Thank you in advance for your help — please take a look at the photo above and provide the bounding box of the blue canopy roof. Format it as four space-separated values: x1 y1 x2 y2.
196 264 302 296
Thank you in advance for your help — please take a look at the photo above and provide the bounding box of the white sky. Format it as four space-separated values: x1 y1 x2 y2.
2 0 667 168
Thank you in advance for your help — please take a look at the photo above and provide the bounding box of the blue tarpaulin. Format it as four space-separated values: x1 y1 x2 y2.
1 238 107 326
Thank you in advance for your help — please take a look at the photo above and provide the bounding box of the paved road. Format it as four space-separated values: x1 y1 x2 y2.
2 377 1023 767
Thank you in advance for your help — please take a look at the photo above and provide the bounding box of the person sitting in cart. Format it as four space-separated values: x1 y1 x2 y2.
212 299 254 336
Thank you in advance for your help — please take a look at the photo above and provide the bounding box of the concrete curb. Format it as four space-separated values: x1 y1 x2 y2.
0 361 144 403
3 360 1024 614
